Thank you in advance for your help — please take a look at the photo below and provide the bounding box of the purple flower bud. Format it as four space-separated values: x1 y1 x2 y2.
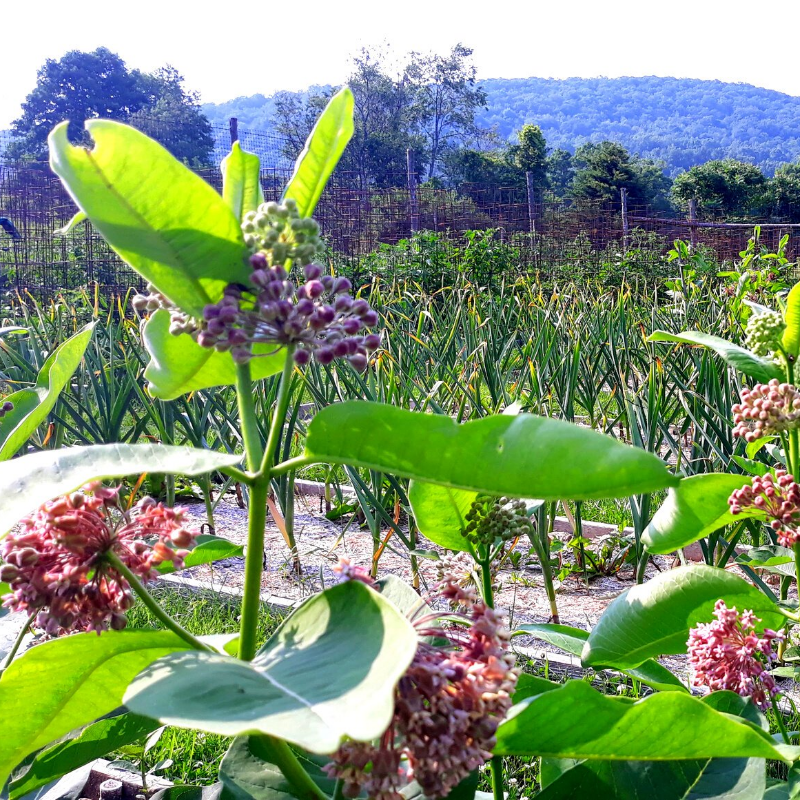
333 340 350 358
202 305 220 321
207 318 225 336
305 280 325 299
352 299 370 316
317 306 336 325
250 252 268 270
364 334 381 351
321 275 334 290
362 310 379 327
333 277 352 295
231 346 251 364
266 280 285 300
335 295 353 312
317 347 335 365
342 318 361 335
296 298 315 316
304 263 322 280
228 329 249 346
251 269 269 288
293 348 311 365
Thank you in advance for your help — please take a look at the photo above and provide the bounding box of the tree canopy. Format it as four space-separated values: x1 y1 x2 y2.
9 49 214 165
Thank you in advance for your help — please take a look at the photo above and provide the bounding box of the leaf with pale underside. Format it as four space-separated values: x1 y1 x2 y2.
0 444 242 538
124 581 418 753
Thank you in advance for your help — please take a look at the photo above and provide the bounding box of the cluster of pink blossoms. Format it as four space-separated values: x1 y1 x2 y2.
0 485 197 635
325 556 518 800
687 600 783 710
729 470 800 548
732 380 800 442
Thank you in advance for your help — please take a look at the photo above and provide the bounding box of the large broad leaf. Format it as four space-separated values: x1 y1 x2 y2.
647 331 783 383
407 482 476 551
8 712 159 799
221 142 264 221
0 444 242 538
581 564 786 670
48 120 250 317
517 623 687 693
143 310 287 399
495 680 798 762
155 536 244 575
736 546 795 578
643 474 758 554
305 402 677 501
124 581 418 753
283 88 354 217
536 693 766 799
783 283 800 357
0 322 94 460
0 631 189 787
219 736 336 800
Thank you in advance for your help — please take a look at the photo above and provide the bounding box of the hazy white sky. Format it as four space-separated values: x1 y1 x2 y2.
3 0 800 129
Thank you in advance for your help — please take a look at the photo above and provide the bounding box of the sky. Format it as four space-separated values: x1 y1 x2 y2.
3 0 800 128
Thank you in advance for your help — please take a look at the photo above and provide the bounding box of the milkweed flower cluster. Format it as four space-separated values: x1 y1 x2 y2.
732 380 800 441
193 257 380 368
133 199 380 369
745 311 786 358
728 470 800 547
0 485 198 635
325 558 518 800
462 495 531 547
687 599 783 710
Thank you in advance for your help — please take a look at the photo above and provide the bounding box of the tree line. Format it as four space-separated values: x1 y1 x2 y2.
7 46 800 222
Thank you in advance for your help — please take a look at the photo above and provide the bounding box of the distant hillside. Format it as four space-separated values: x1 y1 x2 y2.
204 76 800 177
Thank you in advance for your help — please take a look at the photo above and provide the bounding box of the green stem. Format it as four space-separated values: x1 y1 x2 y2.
237 350 295 662
238 479 269 662
794 543 800 597
478 554 506 800
260 348 296 476
250 735 328 800
0 610 35 678
771 694 791 745
237 362 264 471
105 553 211 652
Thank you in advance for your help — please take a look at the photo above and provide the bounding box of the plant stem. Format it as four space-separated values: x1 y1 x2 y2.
250 735 328 800
793 543 800 597
0 610 35 678
105 552 211 652
771 694 791 744
237 362 265 471
237 350 295 662
260 349 296 476
478 554 506 800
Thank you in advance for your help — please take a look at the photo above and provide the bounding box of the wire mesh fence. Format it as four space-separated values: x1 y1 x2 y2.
2 120 800 295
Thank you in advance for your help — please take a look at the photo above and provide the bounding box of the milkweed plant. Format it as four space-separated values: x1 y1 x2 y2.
1 89 800 799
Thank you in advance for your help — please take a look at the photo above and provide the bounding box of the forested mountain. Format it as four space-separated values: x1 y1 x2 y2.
203 76 800 177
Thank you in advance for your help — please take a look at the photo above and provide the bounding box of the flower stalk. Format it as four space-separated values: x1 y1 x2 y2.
105 551 212 652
